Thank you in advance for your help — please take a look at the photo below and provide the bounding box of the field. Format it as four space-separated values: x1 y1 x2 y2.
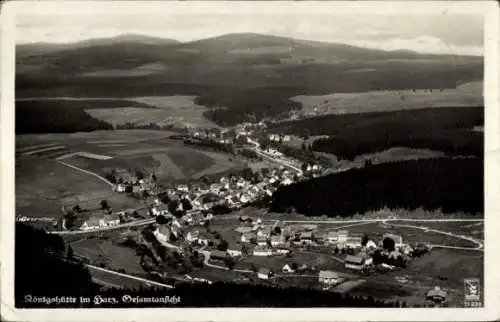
15 130 245 228
17 131 245 187
388 249 484 306
290 81 483 117
86 95 219 129
63 144 242 183
15 158 141 221
71 237 145 275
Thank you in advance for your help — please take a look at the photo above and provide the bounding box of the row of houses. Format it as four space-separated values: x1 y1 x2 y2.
71 213 121 231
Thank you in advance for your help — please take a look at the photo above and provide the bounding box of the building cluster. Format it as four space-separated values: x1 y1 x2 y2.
65 210 122 231
147 167 299 219
268 133 291 143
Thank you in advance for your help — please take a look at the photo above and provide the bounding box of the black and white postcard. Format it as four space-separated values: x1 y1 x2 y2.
1 1 499 321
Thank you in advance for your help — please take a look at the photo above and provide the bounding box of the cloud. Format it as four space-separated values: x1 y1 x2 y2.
341 36 483 56
15 14 483 56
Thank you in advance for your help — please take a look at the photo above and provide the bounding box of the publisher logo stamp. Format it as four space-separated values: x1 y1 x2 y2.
464 278 481 307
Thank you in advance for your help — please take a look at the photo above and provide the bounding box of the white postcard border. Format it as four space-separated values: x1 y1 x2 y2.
1 1 499 321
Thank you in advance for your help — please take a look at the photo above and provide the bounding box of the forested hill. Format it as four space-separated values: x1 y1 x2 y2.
270 157 483 217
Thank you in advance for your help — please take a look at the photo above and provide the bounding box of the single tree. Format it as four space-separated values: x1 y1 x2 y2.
72 205 82 214
156 215 169 225
66 245 74 260
361 233 369 247
224 256 236 270
100 199 109 210
217 239 229 251
382 237 396 252
181 198 193 211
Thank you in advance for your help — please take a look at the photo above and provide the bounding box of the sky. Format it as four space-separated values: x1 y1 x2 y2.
16 13 484 56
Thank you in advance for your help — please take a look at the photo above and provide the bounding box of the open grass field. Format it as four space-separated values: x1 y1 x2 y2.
313 221 480 248
290 81 483 117
62 143 243 184
17 130 245 185
16 130 176 147
15 158 143 220
85 95 219 129
71 238 146 275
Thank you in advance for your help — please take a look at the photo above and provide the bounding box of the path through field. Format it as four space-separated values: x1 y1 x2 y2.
57 160 115 187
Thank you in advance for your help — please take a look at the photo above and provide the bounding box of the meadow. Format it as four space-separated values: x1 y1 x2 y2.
86 95 219 129
15 158 141 220
290 81 482 117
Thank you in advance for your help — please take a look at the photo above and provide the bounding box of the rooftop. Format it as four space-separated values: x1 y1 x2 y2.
319 270 340 279
345 255 365 265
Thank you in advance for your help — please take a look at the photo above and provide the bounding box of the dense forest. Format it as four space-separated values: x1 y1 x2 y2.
268 106 483 160
15 223 403 308
15 223 97 306
270 157 483 217
16 49 482 126
16 100 114 133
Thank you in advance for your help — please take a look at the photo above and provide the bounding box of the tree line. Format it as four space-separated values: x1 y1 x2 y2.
267 106 484 160
16 100 113 134
270 157 483 217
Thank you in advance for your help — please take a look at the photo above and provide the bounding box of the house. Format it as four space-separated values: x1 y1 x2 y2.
177 185 189 193
296 264 308 273
365 240 378 249
186 230 200 243
281 178 293 186
256 235 268 246
345 236 362 248
276 247 291 255
299 231 313 241
345 254 373 271
268 134 280 141
151 204 170 217
270 235 284 247
115 184 126 193
253 246 272 256
327 230 349 244
382 233 404 248
227 249 242 257
79 217 102 231
241 232 256 243
257 267 272 279
210 250 227 262
282 264 294 273
153 225 171 243
257 226 272 238
103 214 120 226
172 219 182 229
426 286 448 305
239 215 252 223
239 194 250 204
318 270 342 285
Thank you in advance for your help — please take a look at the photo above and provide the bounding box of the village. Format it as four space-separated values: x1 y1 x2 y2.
50 120 466 307
56 120 326 233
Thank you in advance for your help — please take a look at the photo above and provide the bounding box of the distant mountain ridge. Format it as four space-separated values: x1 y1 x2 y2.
16 32 483 127
17 32 481 60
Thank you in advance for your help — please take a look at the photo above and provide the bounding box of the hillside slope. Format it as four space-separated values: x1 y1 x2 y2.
16 33 483 126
